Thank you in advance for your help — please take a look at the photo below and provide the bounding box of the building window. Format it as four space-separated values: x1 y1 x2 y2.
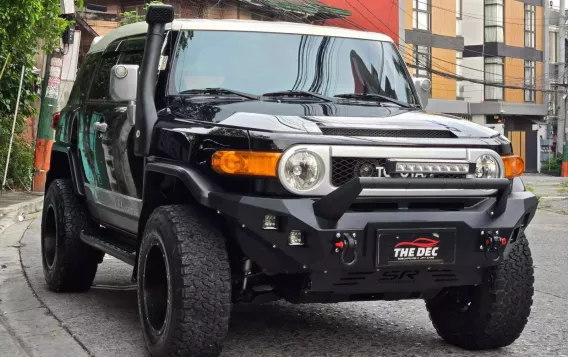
484 57 504 101
524 60 536 102
456 0 463 37
456 51 464 98
413 0 430 31
525 5 536 48
485 0 504 43
414 45 431 80
550 30 558 63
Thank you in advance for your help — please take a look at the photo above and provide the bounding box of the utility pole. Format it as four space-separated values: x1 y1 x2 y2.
32 0 78 192
557 0 566 155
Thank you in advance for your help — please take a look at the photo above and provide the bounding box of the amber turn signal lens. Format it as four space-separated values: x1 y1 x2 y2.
211 151 281 177
502 155 524 178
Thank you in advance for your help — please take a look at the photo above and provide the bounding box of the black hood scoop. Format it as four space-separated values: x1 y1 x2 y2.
318 126 457 138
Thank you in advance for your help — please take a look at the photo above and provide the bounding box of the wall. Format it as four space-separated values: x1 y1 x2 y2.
461 57 484 102
432 48 456 100
320 0 399 44
432 0 456 37
504 57 524 103
462 0 483 46
504 0 524 48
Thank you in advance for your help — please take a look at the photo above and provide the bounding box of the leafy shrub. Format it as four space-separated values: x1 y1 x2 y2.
120 1 164 25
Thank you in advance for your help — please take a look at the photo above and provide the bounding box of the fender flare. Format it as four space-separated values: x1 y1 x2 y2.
143 159 222 208
49 144 85 196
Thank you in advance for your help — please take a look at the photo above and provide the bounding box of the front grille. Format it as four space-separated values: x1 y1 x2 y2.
320 127 455 138
331 157 463 187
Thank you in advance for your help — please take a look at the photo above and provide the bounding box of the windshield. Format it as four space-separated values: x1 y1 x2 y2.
170 30 418 106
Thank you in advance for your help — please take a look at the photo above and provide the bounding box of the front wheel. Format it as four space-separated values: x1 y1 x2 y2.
425 234 534 350
137 205 231 357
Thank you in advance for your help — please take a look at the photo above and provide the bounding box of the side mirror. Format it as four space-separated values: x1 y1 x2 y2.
412 77 431 109
110 64 139 125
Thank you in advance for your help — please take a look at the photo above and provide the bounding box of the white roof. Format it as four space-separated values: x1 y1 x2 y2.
88 19 394 54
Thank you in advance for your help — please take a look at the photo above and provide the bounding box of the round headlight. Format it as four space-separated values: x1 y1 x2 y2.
281 150 324 192
475 154 499 178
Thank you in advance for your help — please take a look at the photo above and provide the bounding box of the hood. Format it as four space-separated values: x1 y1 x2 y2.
167 100 499 138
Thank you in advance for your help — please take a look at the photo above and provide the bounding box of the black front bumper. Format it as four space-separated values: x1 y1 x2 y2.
209 178 538 297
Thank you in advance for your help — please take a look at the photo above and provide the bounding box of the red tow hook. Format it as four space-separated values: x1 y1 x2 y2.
334 233 358 266
483 232 508 261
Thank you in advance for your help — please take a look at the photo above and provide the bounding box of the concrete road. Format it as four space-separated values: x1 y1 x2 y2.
8 211 568 357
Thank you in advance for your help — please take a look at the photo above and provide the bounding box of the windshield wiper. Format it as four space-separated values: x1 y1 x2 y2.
333 93 413 108
178 88 260 100
261 90 335 103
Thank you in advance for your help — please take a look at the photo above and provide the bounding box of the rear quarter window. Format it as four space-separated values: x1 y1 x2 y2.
88 53 119 101
67 55 98 105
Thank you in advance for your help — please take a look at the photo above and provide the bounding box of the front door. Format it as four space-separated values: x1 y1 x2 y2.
80 39 145 233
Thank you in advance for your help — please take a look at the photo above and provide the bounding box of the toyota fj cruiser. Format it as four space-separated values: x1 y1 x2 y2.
41 4 537 357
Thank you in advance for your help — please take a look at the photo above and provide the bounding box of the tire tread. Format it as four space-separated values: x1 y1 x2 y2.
141 205 231 357
426 234 534 350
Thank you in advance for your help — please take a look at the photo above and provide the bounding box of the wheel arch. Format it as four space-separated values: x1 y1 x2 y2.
138 160 221 233
133 160 225 280
46 145 85 196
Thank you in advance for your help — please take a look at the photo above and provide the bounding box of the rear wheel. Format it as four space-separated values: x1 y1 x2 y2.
41 179 102 292
425 234 534 350
137 205 231 357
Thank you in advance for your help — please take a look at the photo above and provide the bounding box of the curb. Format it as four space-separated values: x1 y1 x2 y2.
0 196 44 236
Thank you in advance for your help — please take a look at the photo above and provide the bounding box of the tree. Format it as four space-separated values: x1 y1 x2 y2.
120 1 164 25
0 0 68 189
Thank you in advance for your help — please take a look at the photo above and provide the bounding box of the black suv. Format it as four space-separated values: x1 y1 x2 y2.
41 5 537 357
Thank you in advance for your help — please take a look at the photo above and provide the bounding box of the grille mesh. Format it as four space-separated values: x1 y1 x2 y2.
320 127 455 138
331 158 463 187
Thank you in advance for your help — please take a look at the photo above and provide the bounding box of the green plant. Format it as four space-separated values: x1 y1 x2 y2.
0 0 67 189
544 154 562 173
120 1 164 25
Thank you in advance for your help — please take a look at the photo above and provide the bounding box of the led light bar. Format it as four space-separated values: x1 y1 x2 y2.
390 161 471 174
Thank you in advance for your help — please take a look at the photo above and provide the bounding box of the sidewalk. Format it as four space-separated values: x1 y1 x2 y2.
521 174 568 198
0 191 44 236
0 216 90 357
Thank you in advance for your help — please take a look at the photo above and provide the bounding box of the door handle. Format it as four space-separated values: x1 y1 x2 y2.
94 122 108 133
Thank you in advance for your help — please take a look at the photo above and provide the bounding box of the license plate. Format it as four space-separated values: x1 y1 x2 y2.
376 228 456 266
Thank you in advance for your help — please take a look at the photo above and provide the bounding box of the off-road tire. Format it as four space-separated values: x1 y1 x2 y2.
41 179 102 292
425 234 534 350
137 205 231 357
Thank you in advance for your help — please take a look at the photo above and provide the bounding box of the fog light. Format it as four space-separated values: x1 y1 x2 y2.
262 214 278 230
288 230 305 246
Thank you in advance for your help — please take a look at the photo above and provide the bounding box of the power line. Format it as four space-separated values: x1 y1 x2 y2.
339 0 551 90
416 0 553 27
408 62 561 93
399 45 556 85
395 0 542 66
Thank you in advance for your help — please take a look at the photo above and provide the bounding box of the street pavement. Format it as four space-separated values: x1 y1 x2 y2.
0 207 564 357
